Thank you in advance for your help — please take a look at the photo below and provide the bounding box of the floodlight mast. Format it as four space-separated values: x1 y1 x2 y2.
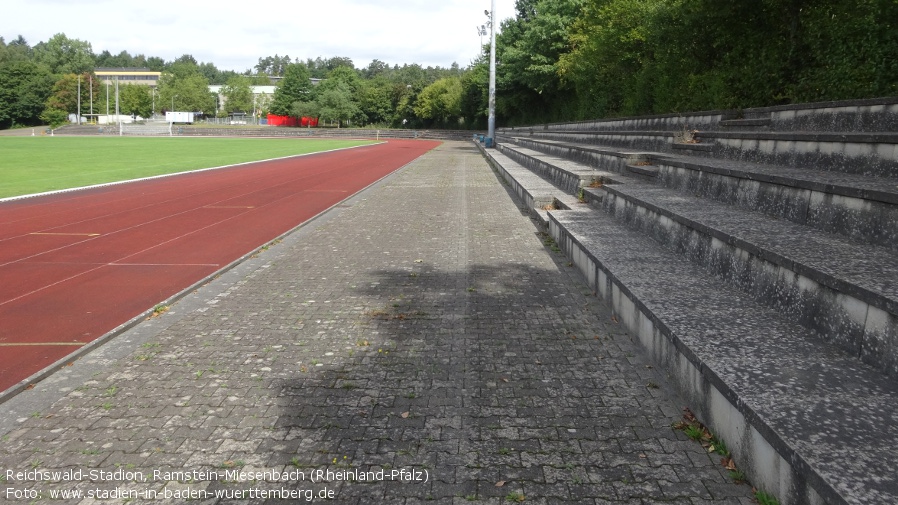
487 0 497 147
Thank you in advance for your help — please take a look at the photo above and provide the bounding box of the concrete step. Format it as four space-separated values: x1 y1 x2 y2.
501 109 734 133
481 140 898 504
653 155 898 251
515 129 675 153
495 140 898 376
549 206 898 505
671 142 714 153
720 118 771 129
696 131 898 178
625 163 660 178
600 180 898 376
53 124 104 135
497 135 656 173
502 135 898 251
496 143 618 195
745 97 898 132
480 148 585 225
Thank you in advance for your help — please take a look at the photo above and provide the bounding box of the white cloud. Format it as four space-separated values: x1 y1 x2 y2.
2 0 516 71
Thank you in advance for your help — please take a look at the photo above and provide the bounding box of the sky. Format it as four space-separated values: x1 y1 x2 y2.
1 0 518 71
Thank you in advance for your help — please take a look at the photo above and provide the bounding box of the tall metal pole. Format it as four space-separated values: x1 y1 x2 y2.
487 0 497 146
115 77 121 136
77 75 81 125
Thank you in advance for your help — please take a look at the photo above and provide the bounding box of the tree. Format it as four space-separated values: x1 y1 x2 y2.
33 33 95 75
155 71 215 114
460 58 490 129
415 77 463 126
0 35 33 64
119 84 152 117
220 75 253 114
255 54 292 76
316 81 361 127
362 59 390 79
269 63 312 115
357 77 394 125
0 60 55 128
291 100 320 124
44 72 101 116
40 107 68 129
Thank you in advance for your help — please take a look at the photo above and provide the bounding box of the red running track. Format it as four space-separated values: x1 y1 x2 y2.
0 139 441 392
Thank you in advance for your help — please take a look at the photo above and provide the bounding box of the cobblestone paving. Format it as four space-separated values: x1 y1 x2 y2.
0 142 756 504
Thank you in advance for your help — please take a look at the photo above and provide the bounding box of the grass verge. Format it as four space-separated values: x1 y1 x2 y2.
0 136 374 198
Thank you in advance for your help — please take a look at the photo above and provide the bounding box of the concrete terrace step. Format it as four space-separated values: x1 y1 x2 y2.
515 129 676 153
502 109 734 133
600 180 898 376
744 97 898 132
502 135 898 250
719 118 771 129
652 154 898 250
480 140 898 503
695 131 898 179
548 206 898 505
481 148 584 225
496 143 618 194
496 134 656 173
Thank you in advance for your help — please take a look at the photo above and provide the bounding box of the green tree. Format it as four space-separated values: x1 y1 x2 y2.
414 77 463 127
291 99 320 125
44 72 101 117
316 81 361 127
220 75 253 114
40 107 69 129
119 84 152 117
33 33 95 75
155 71 215 114
255 54 293 76
460 58 490 129
357 77 394 125
0 60 55 128
269 63 312 115
0 35 34 64
496 0 584 123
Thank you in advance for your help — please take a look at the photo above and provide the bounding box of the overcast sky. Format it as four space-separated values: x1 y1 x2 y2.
1 0 517 71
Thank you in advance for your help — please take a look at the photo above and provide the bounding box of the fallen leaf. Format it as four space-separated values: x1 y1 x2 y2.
722 458 737 471
501 377 509 383
400 412 409 419
495 481 506 487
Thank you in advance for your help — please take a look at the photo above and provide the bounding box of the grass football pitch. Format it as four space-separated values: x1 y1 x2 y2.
0 137 375 199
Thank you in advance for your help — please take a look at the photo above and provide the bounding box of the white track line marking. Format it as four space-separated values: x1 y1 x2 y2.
0 342 85 347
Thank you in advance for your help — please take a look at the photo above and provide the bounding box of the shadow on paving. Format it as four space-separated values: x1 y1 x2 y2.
250 260 745 504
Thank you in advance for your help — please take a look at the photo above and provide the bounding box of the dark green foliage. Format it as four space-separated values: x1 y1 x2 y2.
269 63 313 116
511 0 898 123
0 60 54 128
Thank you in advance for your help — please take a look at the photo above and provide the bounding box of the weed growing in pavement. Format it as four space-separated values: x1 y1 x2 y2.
755 489 780 505
505 491 525 502
673 407 780 501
